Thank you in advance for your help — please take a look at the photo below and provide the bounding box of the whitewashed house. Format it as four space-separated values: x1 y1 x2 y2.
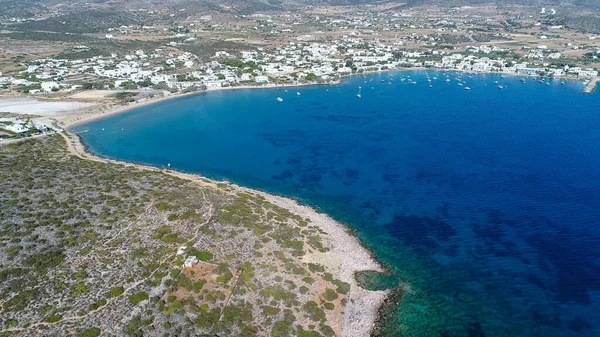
184 256 198 268
255 76 269 83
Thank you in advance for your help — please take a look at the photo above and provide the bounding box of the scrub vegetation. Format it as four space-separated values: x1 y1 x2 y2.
0 135 350 336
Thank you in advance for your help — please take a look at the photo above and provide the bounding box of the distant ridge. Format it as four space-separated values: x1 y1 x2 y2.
402 0 599 9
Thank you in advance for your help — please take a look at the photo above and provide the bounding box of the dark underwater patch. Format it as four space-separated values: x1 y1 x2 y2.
473 222 506 242
485 209 517 227
271 169 293 181
527 231 600 304
467 322 486 337
343 169 359 186
568 316 591 332
385 215 457 249
531 309 561 328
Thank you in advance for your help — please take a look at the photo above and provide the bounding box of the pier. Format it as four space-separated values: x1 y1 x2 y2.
583 78 598 94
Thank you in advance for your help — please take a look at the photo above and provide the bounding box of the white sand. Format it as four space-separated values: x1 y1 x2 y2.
0 98 96 116
68 90 116 100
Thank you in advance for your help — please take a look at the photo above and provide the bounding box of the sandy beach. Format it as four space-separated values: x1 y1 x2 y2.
46 81 338 129
8 66 584 131
0 96 97 116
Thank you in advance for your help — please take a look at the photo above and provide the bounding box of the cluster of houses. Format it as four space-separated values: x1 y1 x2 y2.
2 35 599 95
0 118 51 139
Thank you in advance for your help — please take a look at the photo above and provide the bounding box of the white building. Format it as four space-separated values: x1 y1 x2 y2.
240 73 253 82
41 81 59 92
184 256 198 268
578 70 598 78
255 76 269 83
205 81 222 89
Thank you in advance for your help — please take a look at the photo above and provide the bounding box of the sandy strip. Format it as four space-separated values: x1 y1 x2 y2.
0 97 96 116
57 130 388 337
51 81 340 129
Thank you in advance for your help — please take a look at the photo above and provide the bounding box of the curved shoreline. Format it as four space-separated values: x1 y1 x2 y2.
45 66 590 131
52 80 340 129
61 131 390 337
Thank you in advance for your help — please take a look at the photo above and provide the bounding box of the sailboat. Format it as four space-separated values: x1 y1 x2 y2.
356 86 362 98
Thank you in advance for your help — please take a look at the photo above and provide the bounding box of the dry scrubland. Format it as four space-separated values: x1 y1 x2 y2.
0 135 371 337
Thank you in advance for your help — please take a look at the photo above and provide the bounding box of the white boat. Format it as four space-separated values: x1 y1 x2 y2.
429 85 433 88
498 85 504 89
276 97 283 102
464 87 471 91
446 78 451 82
296 92 301 96
356 86 362 98
458 83 463 86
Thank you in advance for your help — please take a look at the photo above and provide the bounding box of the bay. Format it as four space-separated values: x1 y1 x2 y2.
74 71 600 337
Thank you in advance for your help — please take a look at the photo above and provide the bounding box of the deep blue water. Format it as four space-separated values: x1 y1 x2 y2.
74 71 600 337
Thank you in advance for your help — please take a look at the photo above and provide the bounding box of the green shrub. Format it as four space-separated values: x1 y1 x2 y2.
129 291 149 305
322 289 338 301
335 282 350 295
185 247 213 261
89 299 107 311
216 270 233 284
303 301 326 322
108 286 124 297
78 327 101 337
302 277 316 284
44 314 62 323
298 331 321 337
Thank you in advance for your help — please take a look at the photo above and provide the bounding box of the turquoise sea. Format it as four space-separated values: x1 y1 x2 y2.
74 71 600 337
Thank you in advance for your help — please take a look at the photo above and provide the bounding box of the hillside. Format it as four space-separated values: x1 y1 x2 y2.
0 135 383 336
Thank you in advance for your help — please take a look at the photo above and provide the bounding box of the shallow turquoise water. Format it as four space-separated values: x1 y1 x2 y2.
75 71 600 337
